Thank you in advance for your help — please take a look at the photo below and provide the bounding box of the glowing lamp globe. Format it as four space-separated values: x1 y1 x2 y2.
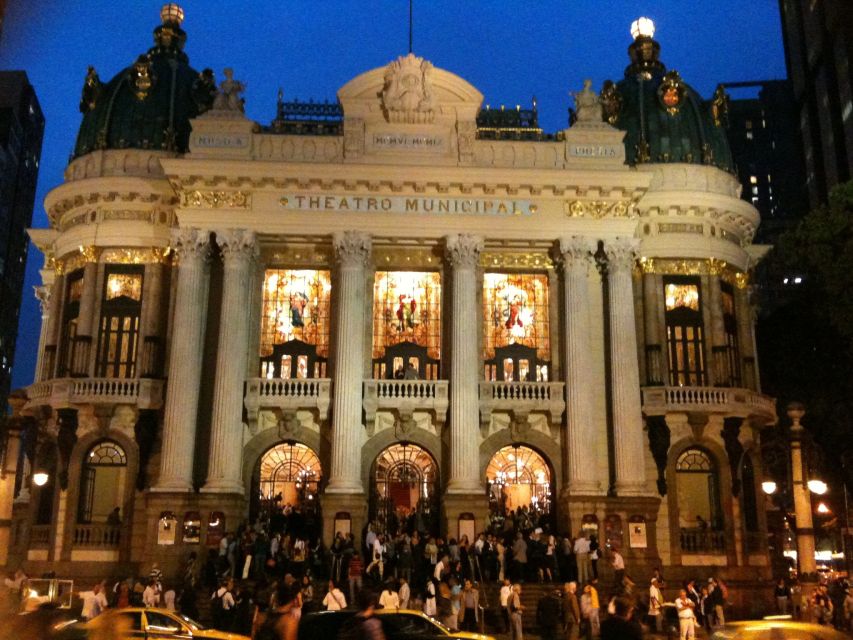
807 479 828 495
816 502 830 514
160 3 185 25
33 472 49 487
631 17 655 40
761 480 778 495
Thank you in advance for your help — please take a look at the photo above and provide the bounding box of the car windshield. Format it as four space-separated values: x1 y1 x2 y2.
175 612 205 630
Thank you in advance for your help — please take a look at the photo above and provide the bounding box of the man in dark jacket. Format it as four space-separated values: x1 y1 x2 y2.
536 588 564 640
600 596 643 640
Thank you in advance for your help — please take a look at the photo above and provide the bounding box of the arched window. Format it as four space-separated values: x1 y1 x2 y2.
664 277 706 386
258 441 322 505
370 443 439 537
676 448 721 530
96 267 143 378
78 441 128 524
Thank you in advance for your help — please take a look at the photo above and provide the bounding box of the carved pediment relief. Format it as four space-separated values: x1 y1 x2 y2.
381 53 436 124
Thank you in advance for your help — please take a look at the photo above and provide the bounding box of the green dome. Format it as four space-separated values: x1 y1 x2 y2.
601 33 734 173
73 5 215 159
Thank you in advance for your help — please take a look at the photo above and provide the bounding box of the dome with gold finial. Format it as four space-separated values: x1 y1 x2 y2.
601 18 734 172
72 4 216 159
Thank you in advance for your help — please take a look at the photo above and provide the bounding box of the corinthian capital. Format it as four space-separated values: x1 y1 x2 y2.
216 228 258 263
34 285 51 316
170 228 211 263
603 237 640 273
333 231 372 268
444 234 484 269
557 236 597 270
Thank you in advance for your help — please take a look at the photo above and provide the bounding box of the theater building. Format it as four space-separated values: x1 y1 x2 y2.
4 6 777 583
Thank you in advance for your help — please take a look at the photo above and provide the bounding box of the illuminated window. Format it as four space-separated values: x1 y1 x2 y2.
676 448 721 530
58 270 84 376
486 445 552 520
373 271 441 359
96 266 142 378
370 443 438 536
483 273 550 360
258 442 322 505
78 440 127 524
260 270 331 357
664 277 706 386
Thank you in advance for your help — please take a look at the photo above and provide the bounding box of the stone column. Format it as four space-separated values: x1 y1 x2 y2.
152 229 211 493
42 273 65 380
707 271 728 385
71 261 98 376
605 238 647 496
734 283 759 390
788 404 816 576
202 230 258 495
325 231 372 494
140 261 166 377
445 234 484 494
559 237 600 494
33 286 51 383
642 271 664 385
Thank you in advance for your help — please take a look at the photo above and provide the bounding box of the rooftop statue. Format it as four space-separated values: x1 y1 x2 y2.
381 53 436 124
212 68 246 112
571 79 603 124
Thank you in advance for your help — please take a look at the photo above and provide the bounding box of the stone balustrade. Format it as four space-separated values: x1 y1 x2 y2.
478 381 566 426
29 524 51 548
641 385 776 424
244 378 332 428
679 528 727 554
363 379 449 428
25 377 164 411
72 524 122 548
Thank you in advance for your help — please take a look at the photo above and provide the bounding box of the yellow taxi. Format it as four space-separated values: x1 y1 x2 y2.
711 618 850 639
299 608 494 640
56 607 250 639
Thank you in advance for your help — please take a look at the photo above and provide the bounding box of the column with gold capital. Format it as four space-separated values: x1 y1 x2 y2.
445 234 484 494
325 231 372 494
559 237 601 493
203 229 258 494
152 228 211 492
605 238 647 496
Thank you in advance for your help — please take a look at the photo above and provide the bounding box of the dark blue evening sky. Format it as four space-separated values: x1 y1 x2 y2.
0 1 786 390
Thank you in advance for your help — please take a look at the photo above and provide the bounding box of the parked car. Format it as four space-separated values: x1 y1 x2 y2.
299 609 495 640
54 607 250 639
710 618 850 639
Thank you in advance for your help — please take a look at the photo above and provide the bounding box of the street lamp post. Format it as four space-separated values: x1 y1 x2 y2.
787 402 817 578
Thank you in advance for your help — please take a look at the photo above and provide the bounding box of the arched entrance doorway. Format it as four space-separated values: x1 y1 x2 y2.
78 440 128 524
486 444 554 532
251 441 322 539
370 442 439 537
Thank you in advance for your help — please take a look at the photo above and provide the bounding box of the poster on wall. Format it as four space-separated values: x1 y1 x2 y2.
629 516 648 549
334 512 351 537
158 512 177 546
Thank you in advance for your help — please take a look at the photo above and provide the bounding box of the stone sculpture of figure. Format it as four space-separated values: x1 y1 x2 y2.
80 66 102 113
212 68 246 112
571 79 602 123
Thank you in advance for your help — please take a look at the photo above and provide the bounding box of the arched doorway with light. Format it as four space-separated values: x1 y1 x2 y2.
486 444 555 532
251 441 323 538
370 442 439 537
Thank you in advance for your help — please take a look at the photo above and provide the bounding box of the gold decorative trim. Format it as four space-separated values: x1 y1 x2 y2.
565 199 634 219
373 247 442 269
480 251 553 270
640 257 748 287
99 247 172 265
181 190 251 209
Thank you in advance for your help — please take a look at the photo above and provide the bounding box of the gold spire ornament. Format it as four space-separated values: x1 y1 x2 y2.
711 84 730 127
132 55 155 100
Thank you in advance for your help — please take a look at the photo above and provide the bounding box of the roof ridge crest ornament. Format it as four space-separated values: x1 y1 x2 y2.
381 52 436 124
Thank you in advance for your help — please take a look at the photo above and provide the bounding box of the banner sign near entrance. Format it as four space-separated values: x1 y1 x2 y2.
280 194 536 217
629 516 648 549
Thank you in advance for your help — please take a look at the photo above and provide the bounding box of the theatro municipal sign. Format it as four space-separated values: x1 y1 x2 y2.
279 194 537 216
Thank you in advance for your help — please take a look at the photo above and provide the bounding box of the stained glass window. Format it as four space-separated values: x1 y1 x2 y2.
105 273 143 301
664 283 700 311
260 270 331 357
372 271 441 359
483 273 550 360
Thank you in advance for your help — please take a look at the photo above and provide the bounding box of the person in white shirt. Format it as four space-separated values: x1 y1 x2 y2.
80 582 109 620
649 578 664 633
378 583 400 609
676 588 697 640
434 554 448 581
398 577 411 609
423 579 437 617
611 548 625 589
322 580 347 611
573 535 591 584
499 578 512 634
142 579 160 608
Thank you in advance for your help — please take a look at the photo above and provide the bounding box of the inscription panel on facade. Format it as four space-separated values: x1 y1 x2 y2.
279 194 536 217
568 143 620 158
194 134 250 149
370 132 446 152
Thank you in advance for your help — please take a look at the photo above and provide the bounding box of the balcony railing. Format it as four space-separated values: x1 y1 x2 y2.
244 378 332 428
30 524 51 548
363 380 449 427
680 528 726 554
26 377 165 411
641 385 776 425
72 524 122 548
478 381 565 426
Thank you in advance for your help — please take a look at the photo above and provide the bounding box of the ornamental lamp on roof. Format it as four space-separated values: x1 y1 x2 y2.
630 17 655 40
161 3 185 25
